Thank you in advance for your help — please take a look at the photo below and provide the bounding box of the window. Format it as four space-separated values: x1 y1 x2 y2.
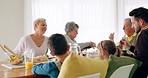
25 0 148 44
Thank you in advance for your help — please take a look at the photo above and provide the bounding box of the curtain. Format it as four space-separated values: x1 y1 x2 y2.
123 0 148 18
25 0 118 44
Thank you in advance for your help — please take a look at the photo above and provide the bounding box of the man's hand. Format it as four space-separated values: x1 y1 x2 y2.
109 33 115 41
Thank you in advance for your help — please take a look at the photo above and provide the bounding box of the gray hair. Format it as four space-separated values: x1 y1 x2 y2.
124 18 132 26
65 21 79 33
33 18 46 25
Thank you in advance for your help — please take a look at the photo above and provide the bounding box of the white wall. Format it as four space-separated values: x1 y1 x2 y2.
0 0 24 61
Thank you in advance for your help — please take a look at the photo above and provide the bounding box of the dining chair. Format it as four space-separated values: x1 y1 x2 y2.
78 73 100 78
110 64 134 78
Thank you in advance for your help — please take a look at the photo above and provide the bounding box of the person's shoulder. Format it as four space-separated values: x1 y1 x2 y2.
65 34 71 37
120 56 136 60
63 34 70 40
36 61 57 68
63 34 67 37
140 26 148 33
46 61 58 68
19 34 31 41
140 28 148 38
143 27 148 33
110 55 141 65
109 55 136 62
23 34 31 38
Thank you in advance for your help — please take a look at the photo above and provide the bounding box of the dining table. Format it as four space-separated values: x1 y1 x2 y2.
0 61 49 78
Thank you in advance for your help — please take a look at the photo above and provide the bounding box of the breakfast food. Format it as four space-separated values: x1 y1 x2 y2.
9 55 24 65
33 55 48 63
0 44 24 65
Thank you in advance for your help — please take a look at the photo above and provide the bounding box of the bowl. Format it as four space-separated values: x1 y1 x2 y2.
4 53 24 65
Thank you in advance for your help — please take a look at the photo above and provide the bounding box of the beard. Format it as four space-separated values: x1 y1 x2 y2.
135 26 141 34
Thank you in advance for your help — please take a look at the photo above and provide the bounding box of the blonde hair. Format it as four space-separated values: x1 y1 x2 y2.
33 18 46 26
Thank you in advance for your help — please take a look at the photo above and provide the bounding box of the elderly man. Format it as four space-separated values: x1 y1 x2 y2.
64 21 96 51
109 18 139 56
122 18 138 46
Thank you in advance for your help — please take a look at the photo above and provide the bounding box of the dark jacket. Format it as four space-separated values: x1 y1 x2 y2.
129 26 148 78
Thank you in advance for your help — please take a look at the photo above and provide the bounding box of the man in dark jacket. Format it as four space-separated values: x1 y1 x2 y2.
124 7 148 78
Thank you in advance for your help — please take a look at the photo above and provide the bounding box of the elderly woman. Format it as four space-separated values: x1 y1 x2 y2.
64 21 96 51
14 18 48 56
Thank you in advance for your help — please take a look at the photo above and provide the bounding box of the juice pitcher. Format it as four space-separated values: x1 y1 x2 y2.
69 43 81 55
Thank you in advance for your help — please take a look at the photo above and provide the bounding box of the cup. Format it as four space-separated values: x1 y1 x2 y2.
24 49 34 69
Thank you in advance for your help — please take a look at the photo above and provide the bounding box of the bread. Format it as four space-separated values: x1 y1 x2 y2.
9 56 23 65
33 55 48 63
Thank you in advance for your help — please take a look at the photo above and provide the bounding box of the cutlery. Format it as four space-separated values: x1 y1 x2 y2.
3 45 19 59
0 44 7 52
4 45 16 55
0 44 13 61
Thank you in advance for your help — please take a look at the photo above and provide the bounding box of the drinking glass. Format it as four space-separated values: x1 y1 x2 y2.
24 49 34 69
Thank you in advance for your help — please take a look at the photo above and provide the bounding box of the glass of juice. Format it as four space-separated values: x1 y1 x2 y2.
24 49 34 69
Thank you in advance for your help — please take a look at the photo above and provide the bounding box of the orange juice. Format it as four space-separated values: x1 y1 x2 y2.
25 62 33 69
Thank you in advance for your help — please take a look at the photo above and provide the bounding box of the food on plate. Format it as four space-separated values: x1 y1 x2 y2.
9 54 24 65
33 55 48 63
